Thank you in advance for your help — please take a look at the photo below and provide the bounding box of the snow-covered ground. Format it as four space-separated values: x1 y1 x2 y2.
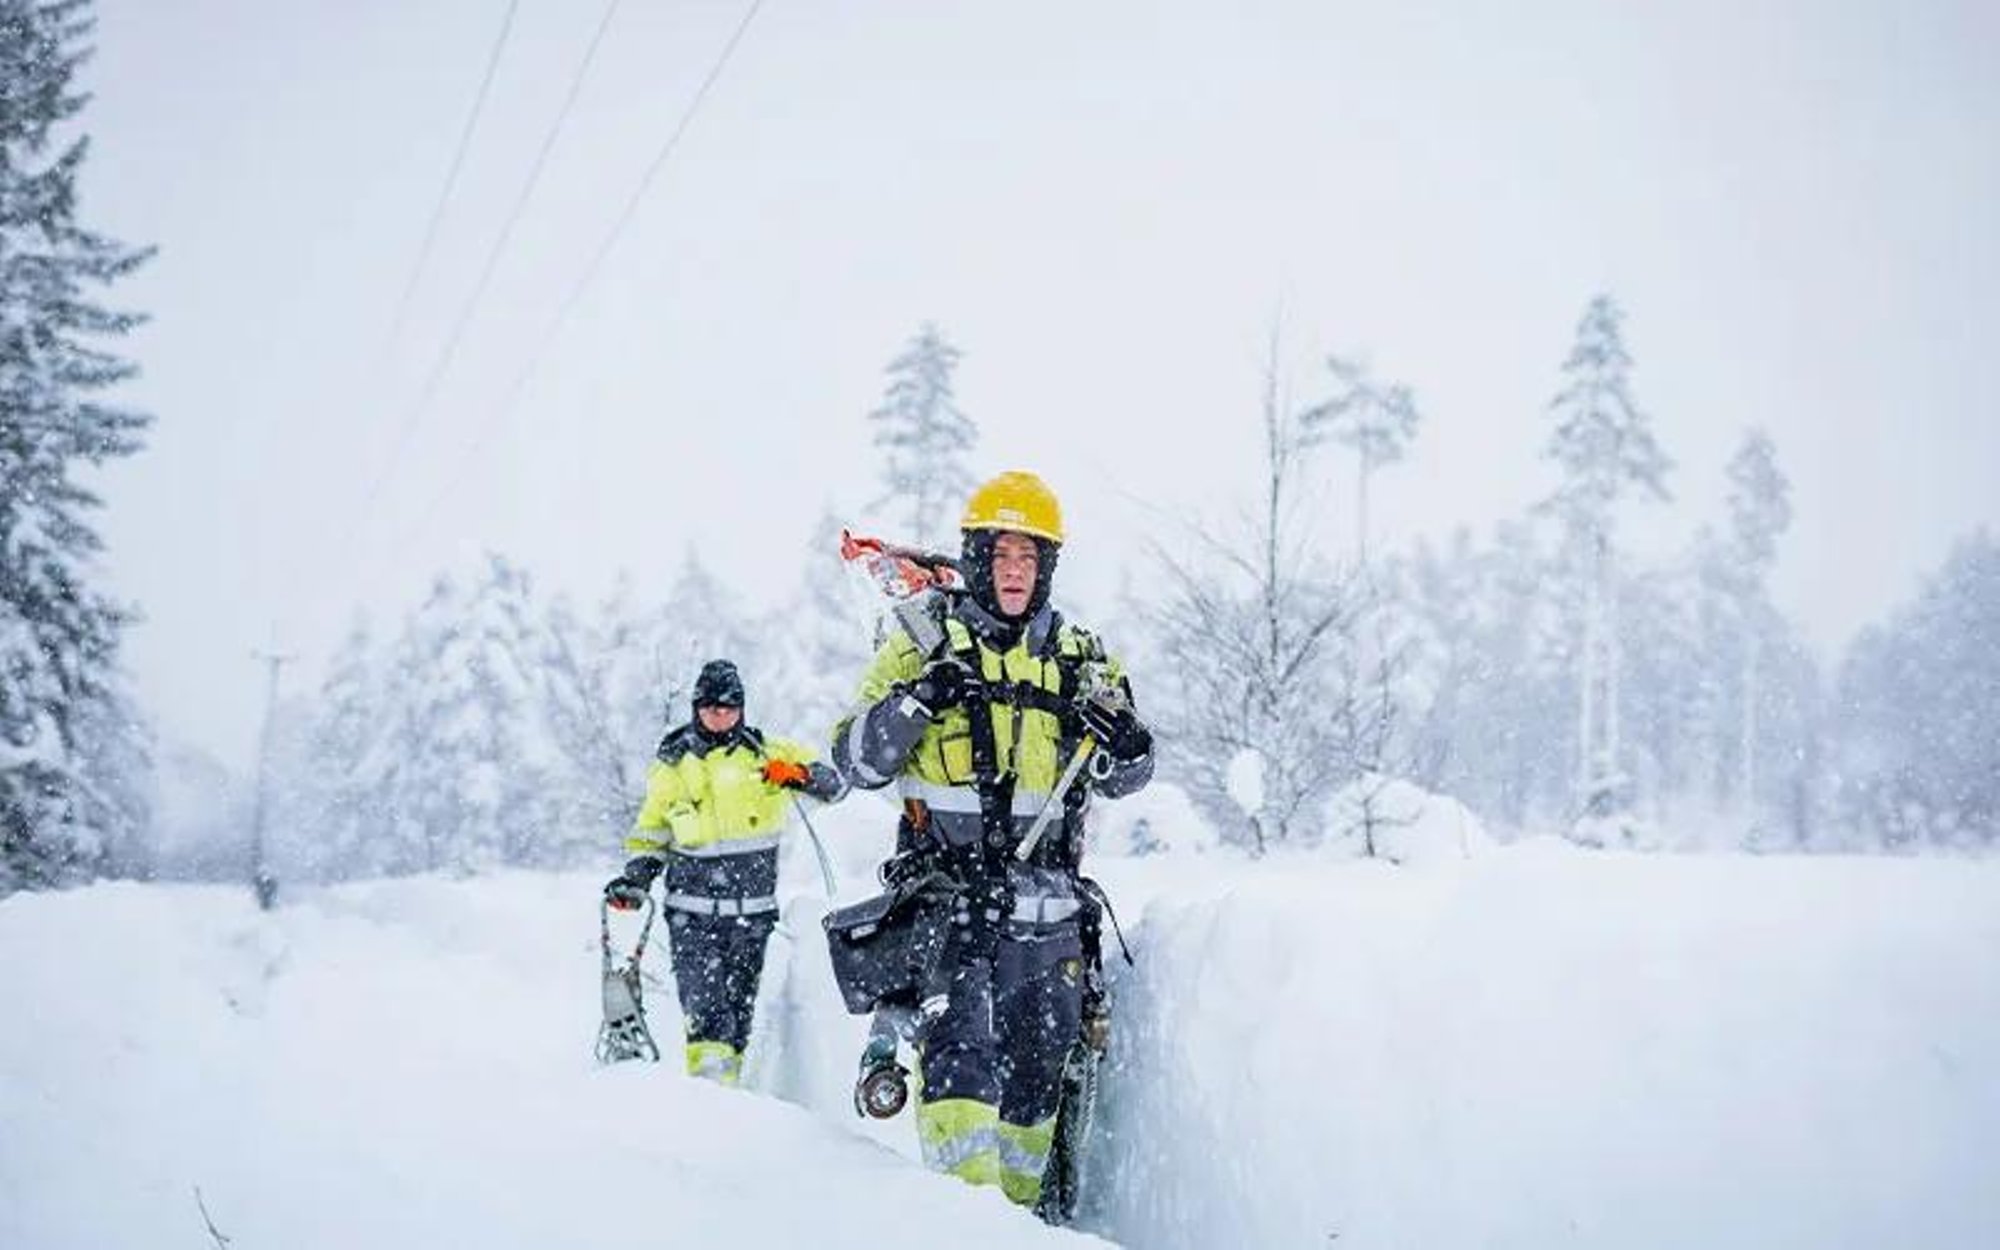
1094 841 2000 1248
0 826 1087 1249
6 792 1999 1249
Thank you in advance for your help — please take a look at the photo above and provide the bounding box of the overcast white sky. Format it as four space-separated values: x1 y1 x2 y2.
79 0 1999 769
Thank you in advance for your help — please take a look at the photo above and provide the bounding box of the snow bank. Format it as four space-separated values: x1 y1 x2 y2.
9 800 1999 1250
0 867 1093 1250
1088 844 2000 1249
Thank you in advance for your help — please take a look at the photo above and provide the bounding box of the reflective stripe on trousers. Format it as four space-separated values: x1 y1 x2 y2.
1010 894 1081 924
917 1097 1002 1186
662 891 779 917
998 1117 1057 1207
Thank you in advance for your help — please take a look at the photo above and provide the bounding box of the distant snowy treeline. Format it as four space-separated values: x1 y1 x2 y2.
1134 300 1996 858
25 308 2000 894
163 515 1993 887
230 531 870 883
127 312 1998 889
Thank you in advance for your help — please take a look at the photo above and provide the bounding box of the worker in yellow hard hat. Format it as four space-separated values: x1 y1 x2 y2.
828 471 1153 1221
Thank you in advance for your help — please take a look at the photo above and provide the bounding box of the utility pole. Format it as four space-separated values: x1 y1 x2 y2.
249 649 292 910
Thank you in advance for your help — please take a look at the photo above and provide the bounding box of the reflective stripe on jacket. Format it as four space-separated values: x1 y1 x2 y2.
625 731 824 858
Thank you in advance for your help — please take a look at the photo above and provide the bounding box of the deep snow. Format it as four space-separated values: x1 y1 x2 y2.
1094 842 2000 1247
0 852 1089 1249
5 791 1998 1249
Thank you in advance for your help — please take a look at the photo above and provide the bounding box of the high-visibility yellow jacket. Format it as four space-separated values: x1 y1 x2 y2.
625 724 843 909
627 727 826 857
831 594 1151 880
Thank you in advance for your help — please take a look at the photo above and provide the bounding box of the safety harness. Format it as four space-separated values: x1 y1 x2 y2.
892 599 1103 861
823 591 1134 1034
887 593 1126 950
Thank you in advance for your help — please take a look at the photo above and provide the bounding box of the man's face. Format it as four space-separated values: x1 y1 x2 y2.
697 704 742 734
991 531 1040 618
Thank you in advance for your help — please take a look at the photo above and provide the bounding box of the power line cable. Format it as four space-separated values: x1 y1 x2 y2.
290 0 769 649
279 0 637 654
349 0 768 608
360 0 626 513
380 0 522 357
267 0 520 657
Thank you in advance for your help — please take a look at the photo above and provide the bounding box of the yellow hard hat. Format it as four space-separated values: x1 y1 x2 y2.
960 471 1064 544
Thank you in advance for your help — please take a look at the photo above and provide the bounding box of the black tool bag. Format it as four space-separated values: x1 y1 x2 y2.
822 882 952 1015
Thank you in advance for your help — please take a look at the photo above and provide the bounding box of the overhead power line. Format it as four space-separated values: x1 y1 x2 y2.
361 0 626 513
363 0 769 582
291 0 769 646
270 0 520 655
556 0 768 344
380 0 522 356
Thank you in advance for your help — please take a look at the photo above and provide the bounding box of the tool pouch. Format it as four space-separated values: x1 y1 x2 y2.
823 883 952 1015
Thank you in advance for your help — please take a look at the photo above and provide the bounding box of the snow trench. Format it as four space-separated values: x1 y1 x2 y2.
1081 846 2000 1249
6 823 1998 1249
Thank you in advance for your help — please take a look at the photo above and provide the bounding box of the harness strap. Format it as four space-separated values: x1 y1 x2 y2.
995 680 1072 720
1077 876 1134 966
914 604 1109 874
946 621 1015 866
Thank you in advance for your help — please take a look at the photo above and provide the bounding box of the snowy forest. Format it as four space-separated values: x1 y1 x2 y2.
3 0 1997 897
71 308 2000 891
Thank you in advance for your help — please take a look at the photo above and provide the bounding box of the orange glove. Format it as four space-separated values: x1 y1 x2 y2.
762 759 811 790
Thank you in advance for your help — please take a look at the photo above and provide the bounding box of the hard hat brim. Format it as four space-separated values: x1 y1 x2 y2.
960 519 1064 544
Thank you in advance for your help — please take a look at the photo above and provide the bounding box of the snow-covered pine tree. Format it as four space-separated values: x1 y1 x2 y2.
288 620 392 881
1396 522 1570 831
1732 610 1821 847
1484 521 1575 826
0 0 154 894
1556 516 1821 849
375 577 471 874
1396 533 1480 791
535 582 650 836
1614 556 1710 840
537 555 765 853
866 323 977 549
656 550 759 695
407 556 556 871
67 665 150 875
373 564 558 876
1686 526 1740 810
1834 532 2000 850
1538 295 1671 841
463 556 565 866
1300 353 1420 566
1722 428 1793 823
